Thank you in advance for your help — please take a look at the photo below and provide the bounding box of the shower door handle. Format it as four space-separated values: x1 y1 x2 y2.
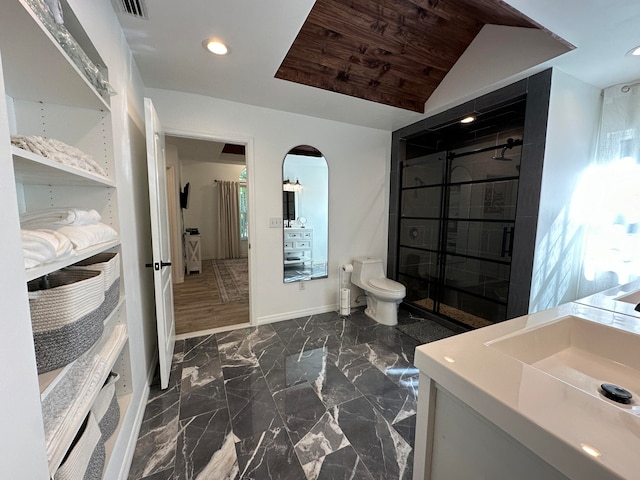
501 227 508 257
501 226 515 258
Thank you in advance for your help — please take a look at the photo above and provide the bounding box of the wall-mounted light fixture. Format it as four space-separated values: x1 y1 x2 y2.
283 178 303 192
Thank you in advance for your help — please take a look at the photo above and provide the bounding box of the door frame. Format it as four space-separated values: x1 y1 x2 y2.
165 127 256 326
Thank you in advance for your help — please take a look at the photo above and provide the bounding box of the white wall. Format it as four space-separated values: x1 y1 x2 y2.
182 161 246 260
529 70 602 312
147 88 391 323
423 24 572 122
166 143 185 283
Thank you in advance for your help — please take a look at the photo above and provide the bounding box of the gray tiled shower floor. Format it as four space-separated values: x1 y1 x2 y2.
127 307 457 480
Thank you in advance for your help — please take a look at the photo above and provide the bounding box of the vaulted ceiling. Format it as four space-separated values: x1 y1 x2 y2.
115 0 640 130
276 0 566 112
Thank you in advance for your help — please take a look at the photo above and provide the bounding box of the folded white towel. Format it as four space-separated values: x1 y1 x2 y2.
22 229 58 268
49 229 75 260
57 223 118 251
21 208 101 229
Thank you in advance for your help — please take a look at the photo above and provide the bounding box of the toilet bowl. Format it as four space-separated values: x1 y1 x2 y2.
351 256 406 326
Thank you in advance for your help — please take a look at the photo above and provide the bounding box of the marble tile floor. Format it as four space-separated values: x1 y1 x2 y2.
127 307 458 480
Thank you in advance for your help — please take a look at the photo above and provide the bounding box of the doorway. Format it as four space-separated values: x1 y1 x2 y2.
164 134 251 336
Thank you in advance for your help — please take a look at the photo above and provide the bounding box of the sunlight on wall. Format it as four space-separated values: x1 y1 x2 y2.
573 157 640 288
530 205 583 311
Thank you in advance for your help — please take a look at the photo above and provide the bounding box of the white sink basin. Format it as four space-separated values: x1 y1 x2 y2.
486 316 640 411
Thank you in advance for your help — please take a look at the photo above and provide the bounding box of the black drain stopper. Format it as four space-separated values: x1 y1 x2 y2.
601 383 633 404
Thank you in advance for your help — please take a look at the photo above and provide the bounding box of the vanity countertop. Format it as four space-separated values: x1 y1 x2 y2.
414 299 640 480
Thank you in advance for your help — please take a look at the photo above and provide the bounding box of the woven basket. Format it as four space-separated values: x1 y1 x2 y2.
28 270 105 373
67 252 120 314
92 372 120 441
68 253 120 290
55 412 105 480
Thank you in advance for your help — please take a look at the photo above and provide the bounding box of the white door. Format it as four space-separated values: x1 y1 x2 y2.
144 97 175 389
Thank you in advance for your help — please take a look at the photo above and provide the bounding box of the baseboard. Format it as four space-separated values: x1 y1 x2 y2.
176 322 251 340
257 303 341 324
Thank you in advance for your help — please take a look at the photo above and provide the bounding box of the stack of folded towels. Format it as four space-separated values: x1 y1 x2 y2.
11 135 109 179
21 208 118 269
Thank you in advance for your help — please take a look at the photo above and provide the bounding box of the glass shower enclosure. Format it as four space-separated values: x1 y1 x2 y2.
397 134 523 328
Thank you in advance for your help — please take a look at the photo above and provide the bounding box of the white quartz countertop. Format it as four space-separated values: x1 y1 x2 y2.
414 300 640 480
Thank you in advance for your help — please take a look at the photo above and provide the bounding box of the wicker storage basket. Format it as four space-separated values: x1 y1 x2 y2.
28 270 105 373
55 412 105 480
92 372 120 441
67 252 120 316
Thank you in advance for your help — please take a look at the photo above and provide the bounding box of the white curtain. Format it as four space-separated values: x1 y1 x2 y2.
574 82 640 296
216 180 241 259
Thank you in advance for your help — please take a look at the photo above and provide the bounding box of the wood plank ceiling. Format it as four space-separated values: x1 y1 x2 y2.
276 0 558 112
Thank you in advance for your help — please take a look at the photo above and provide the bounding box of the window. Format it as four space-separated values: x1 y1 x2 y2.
239 168 248 239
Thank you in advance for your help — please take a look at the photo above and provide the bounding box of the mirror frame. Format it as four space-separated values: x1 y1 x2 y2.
282 145 328 283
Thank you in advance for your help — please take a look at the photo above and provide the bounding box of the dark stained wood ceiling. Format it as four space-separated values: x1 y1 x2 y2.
222 143 246 155
276 0 565 112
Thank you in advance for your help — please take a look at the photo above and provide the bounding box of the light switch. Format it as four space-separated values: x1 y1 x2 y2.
269 217 283 228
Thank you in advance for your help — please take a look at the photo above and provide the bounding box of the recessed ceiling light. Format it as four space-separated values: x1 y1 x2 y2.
460 116 475 124
204 39 229 55
627 45 640 56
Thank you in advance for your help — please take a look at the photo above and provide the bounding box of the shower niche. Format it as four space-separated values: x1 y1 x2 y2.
390 71 552 329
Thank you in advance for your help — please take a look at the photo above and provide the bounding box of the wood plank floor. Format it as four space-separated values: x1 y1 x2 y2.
173 259 248 334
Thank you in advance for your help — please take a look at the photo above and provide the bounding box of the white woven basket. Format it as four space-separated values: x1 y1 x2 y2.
28 270 104 333
68 252 120 291
55 412 105 480
67 253 120 318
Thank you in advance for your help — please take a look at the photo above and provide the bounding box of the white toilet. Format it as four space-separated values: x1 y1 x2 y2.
351 256 406 326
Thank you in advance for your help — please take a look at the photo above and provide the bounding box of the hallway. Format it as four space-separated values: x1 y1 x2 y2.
127 308 457 479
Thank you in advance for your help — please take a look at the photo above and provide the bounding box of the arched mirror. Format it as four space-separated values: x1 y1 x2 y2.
283 145 328 283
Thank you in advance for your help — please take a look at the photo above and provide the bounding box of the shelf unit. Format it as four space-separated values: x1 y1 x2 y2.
185 233 202 274
0 1 132 478
284 228 313 265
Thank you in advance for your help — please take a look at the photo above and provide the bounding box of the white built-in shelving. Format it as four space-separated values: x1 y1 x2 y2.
0 0 133 478
13 147 117 188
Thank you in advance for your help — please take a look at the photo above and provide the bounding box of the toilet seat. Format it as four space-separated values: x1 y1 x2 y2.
369 277 404 293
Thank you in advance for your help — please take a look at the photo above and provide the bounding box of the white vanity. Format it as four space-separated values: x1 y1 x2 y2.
413 280 640 480
284 228 313 266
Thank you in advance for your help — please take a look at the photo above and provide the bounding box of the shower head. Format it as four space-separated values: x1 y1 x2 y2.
492 138 517 161
492 145 510 161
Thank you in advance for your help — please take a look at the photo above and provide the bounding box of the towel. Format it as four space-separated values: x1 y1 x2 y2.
21 208 101 229
11 135 109 178
22 229 75 269
57 223 118 251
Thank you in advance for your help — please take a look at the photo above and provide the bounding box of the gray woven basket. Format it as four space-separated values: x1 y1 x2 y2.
92 372 120 441
28 270 105 373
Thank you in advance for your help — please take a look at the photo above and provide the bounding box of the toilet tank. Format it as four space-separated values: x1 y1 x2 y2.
352 256 385 287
